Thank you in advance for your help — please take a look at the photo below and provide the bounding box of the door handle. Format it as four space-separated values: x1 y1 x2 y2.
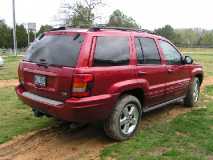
137 71 147 76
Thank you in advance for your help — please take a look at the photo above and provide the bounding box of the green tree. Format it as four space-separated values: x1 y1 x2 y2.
107 10 139 28
29 31 35 43
200 31 213 46
37 25 53 35
175 29 201 47
16 24 28 48
154 25 176 43
0 21 12 48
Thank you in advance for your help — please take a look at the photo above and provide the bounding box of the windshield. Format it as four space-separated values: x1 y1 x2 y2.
24 34 84 67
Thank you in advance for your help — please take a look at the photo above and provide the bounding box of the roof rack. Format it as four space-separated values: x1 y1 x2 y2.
50 26 66 31
89 26 157 35
49 26 157 35
50 25 87 31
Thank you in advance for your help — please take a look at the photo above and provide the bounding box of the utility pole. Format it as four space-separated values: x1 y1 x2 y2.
12 0 17 56
27 28 30 46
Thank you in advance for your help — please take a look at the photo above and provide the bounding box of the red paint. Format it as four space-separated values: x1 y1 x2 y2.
16 29 203 122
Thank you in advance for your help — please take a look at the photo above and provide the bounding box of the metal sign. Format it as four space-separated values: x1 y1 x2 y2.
28 23 36 31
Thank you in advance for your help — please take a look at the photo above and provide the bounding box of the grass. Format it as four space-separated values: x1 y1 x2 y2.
205 85 213 95
0 87 54 144
101 86 213 160
183 51 213 76
0 56 22 80
180 47 213 53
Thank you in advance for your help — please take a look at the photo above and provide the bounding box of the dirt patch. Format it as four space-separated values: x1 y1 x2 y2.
0 80 18 88
0 125 112 160
201 76 213 90
208 155 213 160
141 103 191 129
0 77 213 160
0 103 191 160
148 147 170 156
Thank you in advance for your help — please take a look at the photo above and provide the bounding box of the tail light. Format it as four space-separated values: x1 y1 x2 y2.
72 74 94 98
18 64 24 85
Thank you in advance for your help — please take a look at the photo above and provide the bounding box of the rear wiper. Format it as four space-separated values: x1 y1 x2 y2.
36 59 49 68
73 33 80 41
73 33 84 43
22 59 30 62
36 62 48 68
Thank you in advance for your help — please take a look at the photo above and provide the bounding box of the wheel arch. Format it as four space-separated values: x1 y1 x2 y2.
194 73 203 85
118 88 144 110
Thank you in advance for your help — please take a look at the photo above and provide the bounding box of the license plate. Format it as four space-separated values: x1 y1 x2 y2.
34 75 46 87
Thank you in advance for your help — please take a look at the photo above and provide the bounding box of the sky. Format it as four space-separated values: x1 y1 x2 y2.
0 0 213 31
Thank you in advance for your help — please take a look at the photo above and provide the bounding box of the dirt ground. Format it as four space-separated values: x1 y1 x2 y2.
0 80 18 88
202 76 213 89
0 77 213 160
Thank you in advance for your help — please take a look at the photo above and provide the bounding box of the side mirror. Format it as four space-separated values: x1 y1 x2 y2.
183 56 193 64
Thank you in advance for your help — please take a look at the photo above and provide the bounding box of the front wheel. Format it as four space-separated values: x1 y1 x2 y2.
184 77 200 107
104 95 142 141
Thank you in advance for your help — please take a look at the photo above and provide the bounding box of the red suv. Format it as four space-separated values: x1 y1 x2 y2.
16 27 203 140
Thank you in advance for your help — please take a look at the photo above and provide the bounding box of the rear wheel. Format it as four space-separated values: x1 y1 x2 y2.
184 77 200 107
104 95 142 141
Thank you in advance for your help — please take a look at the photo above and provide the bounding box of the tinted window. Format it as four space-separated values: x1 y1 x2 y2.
93 37 130 66
24 34 83 67
135 37 161 64
159 40 182 65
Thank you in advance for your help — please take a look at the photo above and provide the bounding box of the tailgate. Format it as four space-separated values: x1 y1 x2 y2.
19 32 85 101
21 62 74 101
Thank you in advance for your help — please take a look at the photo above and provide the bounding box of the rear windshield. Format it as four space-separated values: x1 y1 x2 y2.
24 34 84 67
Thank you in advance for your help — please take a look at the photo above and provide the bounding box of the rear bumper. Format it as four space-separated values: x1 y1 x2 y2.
15 85 119 122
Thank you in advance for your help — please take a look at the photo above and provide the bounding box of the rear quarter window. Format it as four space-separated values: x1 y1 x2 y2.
93 36 130 66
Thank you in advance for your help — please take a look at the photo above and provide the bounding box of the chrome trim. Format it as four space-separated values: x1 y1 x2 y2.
143 96 185 112
22 92 63 106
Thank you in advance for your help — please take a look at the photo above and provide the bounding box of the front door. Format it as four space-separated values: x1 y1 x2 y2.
158 40 190 101
134 37 168 107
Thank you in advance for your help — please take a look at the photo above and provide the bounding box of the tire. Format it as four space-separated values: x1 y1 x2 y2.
184 77 200 107
104 95 142 141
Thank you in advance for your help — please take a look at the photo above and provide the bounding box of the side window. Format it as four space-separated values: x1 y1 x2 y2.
135 37 161 64
159 40 182 65
93 37 130 66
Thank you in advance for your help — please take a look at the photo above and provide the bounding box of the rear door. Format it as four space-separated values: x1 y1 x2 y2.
87 35 135 96
158 40 190 100
134 37 168 107
21 33 84 101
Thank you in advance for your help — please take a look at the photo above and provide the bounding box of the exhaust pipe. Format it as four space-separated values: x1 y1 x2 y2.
32 108 45 117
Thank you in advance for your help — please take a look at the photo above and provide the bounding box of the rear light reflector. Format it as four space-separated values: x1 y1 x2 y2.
72 74 93 98
18 64 24 85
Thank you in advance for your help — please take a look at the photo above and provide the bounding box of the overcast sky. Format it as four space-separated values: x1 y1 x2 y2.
0 0 213 30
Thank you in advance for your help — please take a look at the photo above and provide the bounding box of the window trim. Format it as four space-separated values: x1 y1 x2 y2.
92 36 131 67
135 37 144 64
159 39 183 65
135 36 162 66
